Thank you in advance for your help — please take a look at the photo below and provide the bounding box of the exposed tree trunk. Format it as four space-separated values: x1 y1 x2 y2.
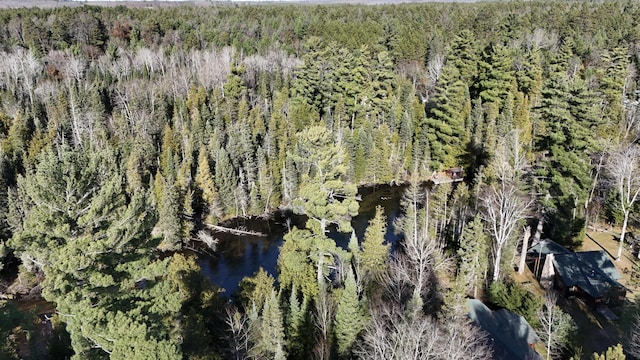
518 226 532 275
205 224 266 237
617 210 629 261
314 281 333 360
533 212 545 244
492 250 503 284
482 182 533 283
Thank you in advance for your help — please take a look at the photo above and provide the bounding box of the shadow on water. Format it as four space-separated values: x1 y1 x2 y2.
197 184 407 296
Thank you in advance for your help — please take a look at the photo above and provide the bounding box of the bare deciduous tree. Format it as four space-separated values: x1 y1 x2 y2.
225 306 252 360
394 184 450 299
482 181 533 282
606 144 640 260
190 47 233 90
46 50 87 147
525 28 559 51
492 130 528 183
427 53 445 86
537 291 575 360
356 302 492 360
313 282 333 360
483 134 533 282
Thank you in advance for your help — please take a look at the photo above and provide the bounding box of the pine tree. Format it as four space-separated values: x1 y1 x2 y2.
292 37 335 117
9 145 182 359
447 29 478 88
600 47 629 133
534 47 600 243
290 125 359 234
475 43 515 109
425 63 470 168
370 50 395 119
515 46 543 101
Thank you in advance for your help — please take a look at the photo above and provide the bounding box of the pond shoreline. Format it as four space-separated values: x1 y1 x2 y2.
197 183 408 296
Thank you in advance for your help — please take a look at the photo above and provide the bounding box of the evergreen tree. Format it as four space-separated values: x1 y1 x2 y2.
515 45 543 101
360 205 390 281
475 43 515 108
277 228 321 299
591 344 626 360
215 148 238 216
456 216 489 298
0 301 29 359
195 146 223 223
156 174 183 251
9 144 183 359
534 47 600 243
290 125 359 234
369 50 395 119
286 286 308 359
334 269 365 357
237 268 276 310
292 37 335 117
252 291 287 360
425 63 470 168
368 124 394 183
600 47 629 133
447 29 478 88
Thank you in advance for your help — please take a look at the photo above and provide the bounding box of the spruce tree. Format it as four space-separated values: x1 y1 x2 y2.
253 291 287 360
215 148 238 216
286 286 308 359
456 216 489 298
195 146 223 223
334 269 365 357
361 205 390 281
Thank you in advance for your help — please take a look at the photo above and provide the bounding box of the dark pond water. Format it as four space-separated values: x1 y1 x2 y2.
197 184 406 296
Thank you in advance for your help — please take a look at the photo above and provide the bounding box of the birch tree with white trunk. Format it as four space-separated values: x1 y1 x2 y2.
482 182 533 282
537 291 575 360
482 132 533 282
606 144 640 260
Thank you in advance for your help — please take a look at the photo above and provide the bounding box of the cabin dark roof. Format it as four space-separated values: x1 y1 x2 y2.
468 299 543 360
528 239 571 257
552 251 624 299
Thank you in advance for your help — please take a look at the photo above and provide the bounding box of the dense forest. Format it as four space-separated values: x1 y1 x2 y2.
0 1 640 359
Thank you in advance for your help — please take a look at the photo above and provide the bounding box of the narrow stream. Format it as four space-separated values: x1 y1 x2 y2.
197 184 406 296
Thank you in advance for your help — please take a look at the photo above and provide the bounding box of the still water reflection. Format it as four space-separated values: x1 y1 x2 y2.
198 185 406 296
